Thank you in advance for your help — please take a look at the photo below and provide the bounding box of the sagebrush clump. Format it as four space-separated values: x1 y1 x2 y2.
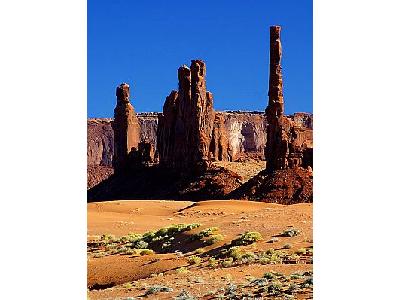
231 231 262 246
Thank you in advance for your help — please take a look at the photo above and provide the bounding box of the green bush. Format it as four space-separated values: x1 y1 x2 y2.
208 257 218 268
232 231 262 246
188 255 202 265
281 228 300 237
176 266 188 274
195 248 205 254
140 249 154 255
227 246 243 260
222 257 234 268
295 248 307 255
205 234 224 245
240 252 256 264
145 285 173 295
263 272 275 280
267 282 283 295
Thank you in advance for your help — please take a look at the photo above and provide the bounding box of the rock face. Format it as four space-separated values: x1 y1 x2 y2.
87 118 114 166
87 111 312 168
265 26 313 171
112 83 141 173
210 112 229 161
157 60 219 172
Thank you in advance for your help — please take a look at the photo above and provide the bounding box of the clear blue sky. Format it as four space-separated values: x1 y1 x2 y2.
88 0 312 118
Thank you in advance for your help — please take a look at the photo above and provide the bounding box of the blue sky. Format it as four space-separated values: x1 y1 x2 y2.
88 0 312 117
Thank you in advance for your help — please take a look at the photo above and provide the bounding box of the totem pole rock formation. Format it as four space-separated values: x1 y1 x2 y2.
265 26 312 171
112 83 141 173
157 60 228 172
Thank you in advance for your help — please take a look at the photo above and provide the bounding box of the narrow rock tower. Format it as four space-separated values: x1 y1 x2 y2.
265 25 291 171
157 60 223 172
266 26 311 171
112 83 141 173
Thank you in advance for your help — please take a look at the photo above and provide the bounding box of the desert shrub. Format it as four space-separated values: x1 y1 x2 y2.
142 230 156 243
281 228 300 237
231 231 262 246
267 282 283 295
283 243 292 249
188 255 202 265
127 233 143 242
290 272 304 280
301 277 313 288
116 246 128 254
124 249 138 255
269 253 283 264
286 254 300 263
93 252 106 258
222 257 234 268
285 283 299 294
263 272 275 280
139 249 154 255
205 234 224 245
145 285 173 295
251 278 268 287
208 257 218 268
134 240 149 249
122 282 133 289
191 227 219 240
259 257 270 264
195 248 205 254
226 246 243 260
225 283 237 297
265 248 275 255
240 252 256 264
100 234 116 243
176 267 188 274
174 290 197 300
295 248 307 255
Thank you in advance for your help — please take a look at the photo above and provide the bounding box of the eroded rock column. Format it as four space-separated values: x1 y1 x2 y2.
265 26 291 171
157 60 220 172
112 83 141 173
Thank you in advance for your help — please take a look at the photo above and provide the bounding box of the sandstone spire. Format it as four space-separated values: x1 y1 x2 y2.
112 83 141 173
157 60 226 172
265 25 290 171
265 26 312 171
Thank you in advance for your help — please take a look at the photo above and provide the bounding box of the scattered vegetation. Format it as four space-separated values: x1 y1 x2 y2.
87 223 201 257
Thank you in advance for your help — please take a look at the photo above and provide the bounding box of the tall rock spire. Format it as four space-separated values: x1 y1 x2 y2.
265 25 290 171
157 60 225 172
112 83 141 173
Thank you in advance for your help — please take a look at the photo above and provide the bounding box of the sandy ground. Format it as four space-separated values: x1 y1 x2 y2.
88 200 313 299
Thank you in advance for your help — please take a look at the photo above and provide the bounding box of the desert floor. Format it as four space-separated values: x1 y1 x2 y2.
88 200 313 299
